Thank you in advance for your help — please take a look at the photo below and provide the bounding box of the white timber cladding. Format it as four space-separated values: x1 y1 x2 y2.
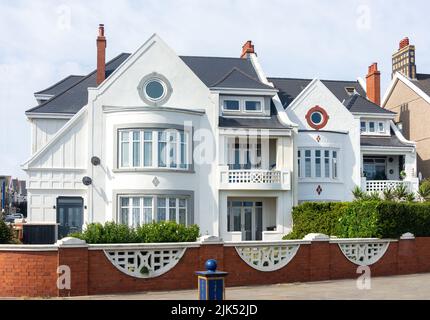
31 118 69 154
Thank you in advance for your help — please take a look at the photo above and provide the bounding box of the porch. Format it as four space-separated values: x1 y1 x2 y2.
360 154 418 193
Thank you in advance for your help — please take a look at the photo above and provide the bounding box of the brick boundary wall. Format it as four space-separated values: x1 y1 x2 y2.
1 238 430 297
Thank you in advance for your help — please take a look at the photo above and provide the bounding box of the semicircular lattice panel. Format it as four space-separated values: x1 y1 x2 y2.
235 245 300 272
338 242 390 266
104 248 186 278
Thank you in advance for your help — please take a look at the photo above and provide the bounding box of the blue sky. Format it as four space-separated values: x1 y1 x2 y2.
1 0 430 178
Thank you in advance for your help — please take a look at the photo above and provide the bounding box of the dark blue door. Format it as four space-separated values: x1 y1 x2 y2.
57 197 84 239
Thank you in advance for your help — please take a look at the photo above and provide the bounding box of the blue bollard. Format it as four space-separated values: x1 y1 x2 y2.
196 259 228 300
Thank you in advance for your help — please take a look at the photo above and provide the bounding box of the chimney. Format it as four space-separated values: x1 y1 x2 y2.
241 40 255 59
96 24 107 85
366 62 381 106
399 37 410 50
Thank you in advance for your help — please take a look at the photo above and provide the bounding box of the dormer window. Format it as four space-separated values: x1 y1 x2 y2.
221 96 265 115
361 120 388 135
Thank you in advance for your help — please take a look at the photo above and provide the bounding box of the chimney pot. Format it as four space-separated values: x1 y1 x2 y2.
366 62 381 106
241 40 255 59
96 24 107 85
399 37 409 50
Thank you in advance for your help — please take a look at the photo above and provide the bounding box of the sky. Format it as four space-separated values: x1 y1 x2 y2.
1 0 430 179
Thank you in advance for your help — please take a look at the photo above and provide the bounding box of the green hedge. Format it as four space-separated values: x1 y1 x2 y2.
0 220 14 244
284 200 430 240
69 221 200 244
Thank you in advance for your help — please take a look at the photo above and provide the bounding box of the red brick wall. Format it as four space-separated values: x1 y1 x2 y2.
0 251 58 297
2 238 430 297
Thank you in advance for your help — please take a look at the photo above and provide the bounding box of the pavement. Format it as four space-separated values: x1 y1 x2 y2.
61 273 430 300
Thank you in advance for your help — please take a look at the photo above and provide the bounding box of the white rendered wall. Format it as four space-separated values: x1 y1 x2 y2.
31 118 69 154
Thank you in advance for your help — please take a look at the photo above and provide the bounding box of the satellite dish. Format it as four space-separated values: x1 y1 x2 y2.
82 176 92 186
91 156 101 166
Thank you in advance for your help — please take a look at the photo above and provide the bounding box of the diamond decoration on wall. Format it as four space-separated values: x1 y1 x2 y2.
152 177 160 187
316 185 323 195
316 135 321 143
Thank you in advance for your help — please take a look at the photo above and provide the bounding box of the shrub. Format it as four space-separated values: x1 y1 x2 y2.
283 202 348 240
418 179 430 202
70 221 200 244
0 220 14 244
284 200 430 239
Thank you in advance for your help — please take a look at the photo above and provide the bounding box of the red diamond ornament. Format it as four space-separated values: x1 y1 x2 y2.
316 185 323 195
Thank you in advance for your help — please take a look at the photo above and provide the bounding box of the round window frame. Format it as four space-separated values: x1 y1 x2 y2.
305 105 329 130
138 73 173 106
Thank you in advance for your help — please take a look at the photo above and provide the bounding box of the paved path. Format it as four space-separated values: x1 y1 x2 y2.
66 273 430 300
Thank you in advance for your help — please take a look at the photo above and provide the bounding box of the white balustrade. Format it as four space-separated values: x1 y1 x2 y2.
335 239 391 266
365 180 411 192
220 167 290 190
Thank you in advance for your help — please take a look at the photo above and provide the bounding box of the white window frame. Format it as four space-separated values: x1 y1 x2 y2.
298 148 340 181
360 120 389 136
221 96 265 114
118 129 190 171
118 195 189 227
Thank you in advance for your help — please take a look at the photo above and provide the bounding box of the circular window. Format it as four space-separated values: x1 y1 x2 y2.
145 79 165 101
138 73 173 106
310 111 323 125
305 106 329 130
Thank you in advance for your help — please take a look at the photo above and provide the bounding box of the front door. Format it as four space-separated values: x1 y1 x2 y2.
228 201 263 241
57 197 84 239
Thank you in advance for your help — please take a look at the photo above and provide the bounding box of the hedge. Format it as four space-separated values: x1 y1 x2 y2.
0 220 14 244
284 200 430 240
69 221 200 244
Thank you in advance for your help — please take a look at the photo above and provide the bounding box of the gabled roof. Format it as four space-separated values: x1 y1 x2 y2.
35 75 85 97
179 56 263 88
344 94 395 115
268 77 366 108
210 67 274 90
26 53 131 115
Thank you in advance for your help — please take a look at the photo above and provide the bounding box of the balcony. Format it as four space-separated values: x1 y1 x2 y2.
219 166 291 190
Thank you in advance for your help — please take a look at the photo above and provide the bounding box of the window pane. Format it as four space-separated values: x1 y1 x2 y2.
143 131 152 167
332 151 338 179
158 131 167 167
379 122 384 132
121 197 129 207
169 132 177 168
224 100 240 111
245 101 262 111
121 137 130 168
143 197 152 224
121 208 129 226
157 197 166 221
179 209 187 225
315 150 321 178
305 150 311 178
369 122 375 132
360 121 366 133
180 132 187 169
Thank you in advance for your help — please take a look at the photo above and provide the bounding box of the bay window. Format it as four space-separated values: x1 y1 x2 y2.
119 195 190 227
118 129 190 170
298 148 340 180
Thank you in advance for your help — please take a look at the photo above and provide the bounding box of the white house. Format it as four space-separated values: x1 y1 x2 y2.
22 26 418 241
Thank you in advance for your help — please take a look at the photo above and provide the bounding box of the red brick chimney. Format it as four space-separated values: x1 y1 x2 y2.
241 40 255 59
366 63 381 106
96 24 107 85
399 37 410 50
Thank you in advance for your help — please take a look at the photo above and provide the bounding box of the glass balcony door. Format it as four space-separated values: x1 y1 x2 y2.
228 201 263 241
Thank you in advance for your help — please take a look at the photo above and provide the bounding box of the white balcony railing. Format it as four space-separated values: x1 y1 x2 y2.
219 167 291 190
365 180 414 192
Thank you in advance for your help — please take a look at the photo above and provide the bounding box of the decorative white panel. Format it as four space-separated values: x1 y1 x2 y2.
27 170 86 190
235 245 300 272
338 242 390 266
104 248 186 278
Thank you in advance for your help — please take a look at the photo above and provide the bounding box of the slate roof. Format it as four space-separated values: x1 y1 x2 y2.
179 56 262 88
268 77 394 115
361 134 413 148
343 94 395 114
219 103 288 129
27 53 131 114
35 75 85 96
268 77 367 109
28 54 271 115
411 73 430 96
210 67 274 90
